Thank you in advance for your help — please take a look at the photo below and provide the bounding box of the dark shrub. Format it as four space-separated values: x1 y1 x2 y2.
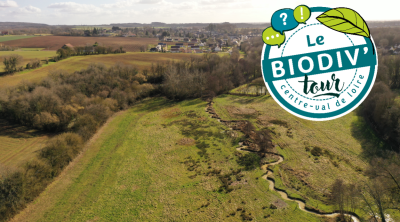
237 153 261 170
73 114 98 141
40 133 83 175
0 170 25 221
311 147 323 157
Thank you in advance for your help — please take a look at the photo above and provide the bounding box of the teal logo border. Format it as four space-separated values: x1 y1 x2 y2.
261 7 378 121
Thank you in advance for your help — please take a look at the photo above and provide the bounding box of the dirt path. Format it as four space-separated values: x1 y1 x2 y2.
205 101 360 222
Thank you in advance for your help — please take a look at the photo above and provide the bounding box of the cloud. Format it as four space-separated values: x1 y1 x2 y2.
101 0 136 8
101 0 162 8
9 5 41 15
137 0 162 4
0 0 17 7
158 0 197 9
24 6 41 13
200 0 232 5
48 2 101 14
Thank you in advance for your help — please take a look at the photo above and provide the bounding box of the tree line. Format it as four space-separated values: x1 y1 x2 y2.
56 43 125 61
144 39 263 100
336 51 400 222
329 153 400 222
2 54 43 74
0 63 153 220
0 40 263 219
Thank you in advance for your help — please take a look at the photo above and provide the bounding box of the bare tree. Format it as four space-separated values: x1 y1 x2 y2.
361 179 388 222
331 179 360 222
3 54 23 73
139 44 148 52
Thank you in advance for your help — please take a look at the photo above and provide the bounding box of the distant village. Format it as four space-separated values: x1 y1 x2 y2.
149 35 250 54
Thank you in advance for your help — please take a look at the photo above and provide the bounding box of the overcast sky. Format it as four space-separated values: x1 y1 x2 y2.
0 0 398 25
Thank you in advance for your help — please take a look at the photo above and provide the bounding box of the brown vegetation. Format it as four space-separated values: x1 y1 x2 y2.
0 63 155 221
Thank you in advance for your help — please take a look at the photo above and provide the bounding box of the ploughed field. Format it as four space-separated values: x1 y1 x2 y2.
1 36 159 52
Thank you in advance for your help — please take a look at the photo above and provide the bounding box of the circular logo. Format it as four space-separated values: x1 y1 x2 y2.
262 7 378 121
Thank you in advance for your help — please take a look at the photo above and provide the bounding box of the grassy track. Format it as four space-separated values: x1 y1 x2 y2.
12 98 322 222
0 52 200 89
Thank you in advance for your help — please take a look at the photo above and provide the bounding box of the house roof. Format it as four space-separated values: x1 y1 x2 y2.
63 43 74 48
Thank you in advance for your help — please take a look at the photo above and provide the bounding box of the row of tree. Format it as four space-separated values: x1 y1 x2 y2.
330 154 400 222
144 38 263 100
57 43 125 60
0 37 298 221
0 63 154 220
332 49 400 221
2 54 42 74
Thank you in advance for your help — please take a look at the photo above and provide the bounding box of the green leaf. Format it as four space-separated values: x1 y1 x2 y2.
317 8 370 38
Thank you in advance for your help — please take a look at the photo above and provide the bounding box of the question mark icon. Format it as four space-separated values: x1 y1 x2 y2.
280 13 287 25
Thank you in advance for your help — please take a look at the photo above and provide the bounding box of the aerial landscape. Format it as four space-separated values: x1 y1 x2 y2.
0 0 399 222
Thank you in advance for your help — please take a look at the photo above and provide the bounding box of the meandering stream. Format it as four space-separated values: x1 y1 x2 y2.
205 101 360 222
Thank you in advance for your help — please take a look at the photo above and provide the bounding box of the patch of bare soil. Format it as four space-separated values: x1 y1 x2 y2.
272 199 288 209
177 138 195 146
225 106 257 118
281 164 311 187
161 108 182 118
256 115 276 127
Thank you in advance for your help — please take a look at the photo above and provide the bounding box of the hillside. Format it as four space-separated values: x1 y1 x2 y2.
0 22 49 29
0 36 158 52
0 52 200 89
11 94 398 222
11 97 322 222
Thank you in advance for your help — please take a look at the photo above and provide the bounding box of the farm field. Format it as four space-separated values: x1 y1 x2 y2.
1 36 159 52
0 50 56 70
0 52 201 89
0 119 50 169
11 97 322 222
0 35 38 42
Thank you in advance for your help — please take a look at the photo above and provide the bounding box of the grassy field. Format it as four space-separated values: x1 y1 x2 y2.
0 52 201 89
0 50 56 71
0 119 50 169
1 36 159 52
212 94 399 220
0 35 38 43
18 48 45 51
11 97 323 222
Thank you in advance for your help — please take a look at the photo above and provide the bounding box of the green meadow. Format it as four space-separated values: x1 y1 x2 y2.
12 98 323 222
